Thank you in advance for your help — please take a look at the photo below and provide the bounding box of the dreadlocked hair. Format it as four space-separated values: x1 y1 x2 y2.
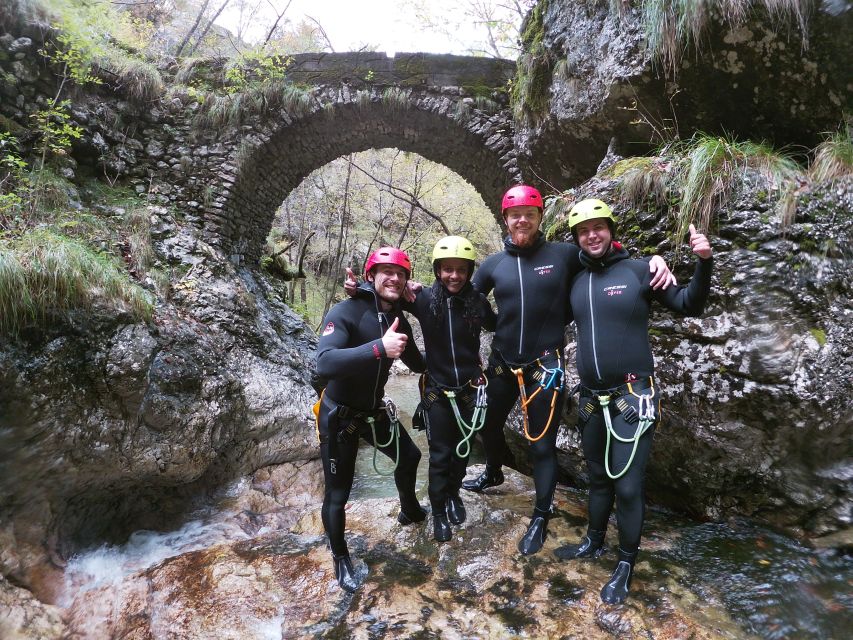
429 280 483 337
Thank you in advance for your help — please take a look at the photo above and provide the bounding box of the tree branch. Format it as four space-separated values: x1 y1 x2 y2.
348 160 451 235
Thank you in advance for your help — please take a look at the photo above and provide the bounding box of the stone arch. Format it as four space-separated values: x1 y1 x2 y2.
214 87 519 262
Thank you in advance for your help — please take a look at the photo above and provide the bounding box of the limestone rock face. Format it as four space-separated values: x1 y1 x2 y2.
0 575 65 640
0 208 318 598
547 173 852 539
515 0 852 188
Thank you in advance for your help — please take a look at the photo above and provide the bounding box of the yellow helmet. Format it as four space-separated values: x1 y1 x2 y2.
567 199 616 231
432 235 476 265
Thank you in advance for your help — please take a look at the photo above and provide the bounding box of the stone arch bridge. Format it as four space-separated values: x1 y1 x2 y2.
146 52 519 263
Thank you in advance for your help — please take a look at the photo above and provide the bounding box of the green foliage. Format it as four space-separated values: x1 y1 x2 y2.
30 99 83 160
809 327 827 347
580 134 807 256
26 1 162 104
0 132 27 217
673 134 800 243
97 50 164 102
224 47 293 94
39 30 103 87
0 229 153 337
810 124 853 184
194 81 313 131
511 0 553 122
382 88 412 111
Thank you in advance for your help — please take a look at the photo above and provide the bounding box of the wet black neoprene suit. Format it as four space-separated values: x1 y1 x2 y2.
472 233 581 509
405 281 495 513
316 283 426 556
570 245 712 554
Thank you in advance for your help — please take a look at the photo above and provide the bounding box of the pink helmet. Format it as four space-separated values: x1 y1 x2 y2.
364 246 412 279
501 184 543 215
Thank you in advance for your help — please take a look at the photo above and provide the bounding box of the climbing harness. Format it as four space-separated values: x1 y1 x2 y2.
511 352 566 442
323 397 402 477
592 378 657 480
446 377 489 459
417 374 489 459
369 397 402 476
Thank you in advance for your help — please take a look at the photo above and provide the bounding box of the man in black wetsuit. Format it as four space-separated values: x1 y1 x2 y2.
315 247 427 593
463 185 674 557
553 198 713 605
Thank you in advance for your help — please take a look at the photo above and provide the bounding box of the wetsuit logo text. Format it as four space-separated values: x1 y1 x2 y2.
604 285 628 296
534 264 554 275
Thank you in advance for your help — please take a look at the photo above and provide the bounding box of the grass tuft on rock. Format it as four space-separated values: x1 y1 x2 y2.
633 0 811 72
810 125 853 184
0 229 153 337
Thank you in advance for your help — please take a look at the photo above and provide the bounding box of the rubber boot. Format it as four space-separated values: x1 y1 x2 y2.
333 554 359 593
461 467 504 493
433 513 452 543
600 548 637 604
446 495 467 525
554 528 606 560
518 508 551 556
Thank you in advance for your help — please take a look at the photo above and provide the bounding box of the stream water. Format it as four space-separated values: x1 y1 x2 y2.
61 375 851 639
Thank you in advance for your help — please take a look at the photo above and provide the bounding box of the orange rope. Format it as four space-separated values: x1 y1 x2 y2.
513 367 559 443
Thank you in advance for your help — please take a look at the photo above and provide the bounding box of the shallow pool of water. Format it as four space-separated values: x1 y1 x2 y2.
350 374 483 501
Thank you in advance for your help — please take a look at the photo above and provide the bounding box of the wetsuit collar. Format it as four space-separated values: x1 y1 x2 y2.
355 281 400 311
579 241 629 271
503 232 545 256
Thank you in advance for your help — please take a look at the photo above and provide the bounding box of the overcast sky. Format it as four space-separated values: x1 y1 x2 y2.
216 0 502 57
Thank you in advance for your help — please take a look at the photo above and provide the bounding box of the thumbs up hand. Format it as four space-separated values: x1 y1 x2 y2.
382 316 408 358
344 267 358 297
689 224 713 259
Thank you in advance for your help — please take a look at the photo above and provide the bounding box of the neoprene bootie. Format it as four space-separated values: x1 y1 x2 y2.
600 548 637 604
446 495 466 525
433 513 452 542
333 554 359 593
554 529 606 560
397 501 428 525
518 508 551 556
461 467 504 493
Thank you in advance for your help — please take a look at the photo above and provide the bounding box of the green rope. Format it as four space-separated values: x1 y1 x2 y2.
445 386 488 459
369 415 400 476
598 394 653 480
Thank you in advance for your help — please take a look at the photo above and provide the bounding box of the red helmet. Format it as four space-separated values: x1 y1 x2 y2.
501 184 543 215
364 246 412 279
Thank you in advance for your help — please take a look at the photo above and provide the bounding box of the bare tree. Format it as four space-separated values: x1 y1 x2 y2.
348 159 450 235
175 0 211 57
305 15 335 52
189 0 232 56
262 0 294 45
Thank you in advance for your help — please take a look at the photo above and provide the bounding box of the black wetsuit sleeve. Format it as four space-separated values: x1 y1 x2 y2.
652 257 713 316
316 305 386 378
480 294 497 332
472 260 494 296
399 313 427 373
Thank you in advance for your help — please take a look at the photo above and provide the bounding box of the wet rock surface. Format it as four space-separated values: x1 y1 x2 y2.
546 174 853 540
0 207 318 601
56 465 753 640
515 0 851 189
